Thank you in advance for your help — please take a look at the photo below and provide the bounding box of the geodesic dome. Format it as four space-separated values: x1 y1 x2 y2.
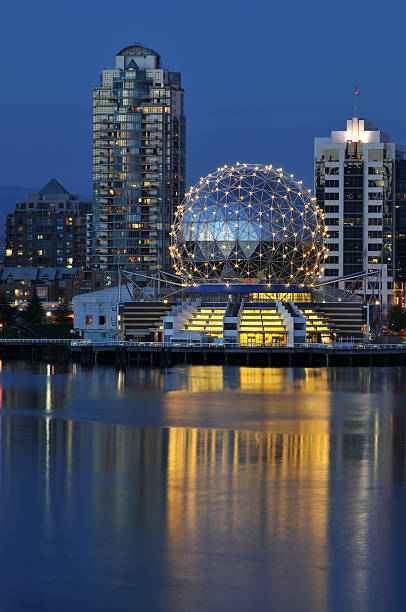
170 162 327 285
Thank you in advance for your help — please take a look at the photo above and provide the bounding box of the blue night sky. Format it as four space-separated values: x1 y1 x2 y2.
1 0 405 196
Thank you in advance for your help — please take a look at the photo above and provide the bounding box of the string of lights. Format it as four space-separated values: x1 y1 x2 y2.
170 162 328 285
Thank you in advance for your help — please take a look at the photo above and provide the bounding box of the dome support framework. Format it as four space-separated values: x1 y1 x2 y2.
170 163 327 285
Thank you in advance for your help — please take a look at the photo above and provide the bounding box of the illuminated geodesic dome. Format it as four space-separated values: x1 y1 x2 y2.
170 162 327 285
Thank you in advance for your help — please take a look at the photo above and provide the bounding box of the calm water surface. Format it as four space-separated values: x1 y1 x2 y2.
0 361 405 611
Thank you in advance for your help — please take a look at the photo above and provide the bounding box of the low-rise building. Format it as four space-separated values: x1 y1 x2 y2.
0 266 117 308
73 287 119 340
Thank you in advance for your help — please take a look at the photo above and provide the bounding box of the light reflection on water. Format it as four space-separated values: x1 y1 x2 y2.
0 362 404 611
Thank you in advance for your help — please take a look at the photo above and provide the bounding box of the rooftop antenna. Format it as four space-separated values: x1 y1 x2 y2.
354 85 359 116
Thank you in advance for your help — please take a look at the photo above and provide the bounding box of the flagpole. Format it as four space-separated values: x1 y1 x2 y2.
353 86 359 116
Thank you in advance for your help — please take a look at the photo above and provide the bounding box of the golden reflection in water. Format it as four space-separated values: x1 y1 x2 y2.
162 366 394 611
178 366 228 392
176 365 335 395
0 362 397 608
165 424 330 611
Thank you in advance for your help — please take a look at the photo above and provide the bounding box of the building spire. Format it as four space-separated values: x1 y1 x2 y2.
353 86 359 116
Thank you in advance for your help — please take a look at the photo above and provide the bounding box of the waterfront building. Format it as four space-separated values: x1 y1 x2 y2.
90 43 186 275
5 179 91 268
74 163 367 342
74 287 120 340
314 117 406 307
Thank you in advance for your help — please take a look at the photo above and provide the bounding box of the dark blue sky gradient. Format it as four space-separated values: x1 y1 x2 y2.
1 0 405 195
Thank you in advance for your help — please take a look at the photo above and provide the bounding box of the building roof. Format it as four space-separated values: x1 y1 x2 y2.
73 286 119 304
0 267 81 282
117 43 159 58
39 178 69 195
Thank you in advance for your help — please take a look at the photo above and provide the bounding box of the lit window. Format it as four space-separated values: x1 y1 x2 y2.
86 315 93 325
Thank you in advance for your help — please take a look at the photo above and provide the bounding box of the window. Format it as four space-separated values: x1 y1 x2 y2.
369 149 384 162
325 192 339 200
322 149 340 162
325 180 339 188
326 218 339 226
324 269 339 276
326 243 339 251
325 256 339 263
368 192 383 200
99 315 106 326
36 286 48 299
368 167 383 175
368 243 381 251
325 205 339 213
328 231 339 238
325 167 340 175
86 315 93 325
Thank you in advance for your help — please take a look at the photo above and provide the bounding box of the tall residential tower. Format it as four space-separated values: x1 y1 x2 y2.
91 43 186 275
315 117 406 306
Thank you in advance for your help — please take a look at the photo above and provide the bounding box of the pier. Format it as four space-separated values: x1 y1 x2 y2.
0 339 405 367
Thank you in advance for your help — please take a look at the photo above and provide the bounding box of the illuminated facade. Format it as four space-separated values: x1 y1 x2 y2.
171 163 326 284
91 43 186 274
5 179 90 268
315 117 406 306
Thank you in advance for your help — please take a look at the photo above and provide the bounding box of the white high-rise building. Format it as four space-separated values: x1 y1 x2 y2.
315 117 405 306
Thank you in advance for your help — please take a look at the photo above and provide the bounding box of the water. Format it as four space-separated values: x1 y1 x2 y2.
0 362 405 611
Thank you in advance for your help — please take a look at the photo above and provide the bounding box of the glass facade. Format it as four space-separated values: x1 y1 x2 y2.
91 44 186 275
343 160 363 276
395 160 406 282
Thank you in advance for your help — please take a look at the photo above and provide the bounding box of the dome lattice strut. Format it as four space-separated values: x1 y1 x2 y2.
170 163 327 285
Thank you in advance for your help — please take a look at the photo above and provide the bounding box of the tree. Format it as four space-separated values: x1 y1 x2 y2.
22 288 44 325
388 305 406 332
54 298 72 325
0 292 17 326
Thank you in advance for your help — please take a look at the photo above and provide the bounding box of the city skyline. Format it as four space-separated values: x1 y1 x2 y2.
2 0 406 196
